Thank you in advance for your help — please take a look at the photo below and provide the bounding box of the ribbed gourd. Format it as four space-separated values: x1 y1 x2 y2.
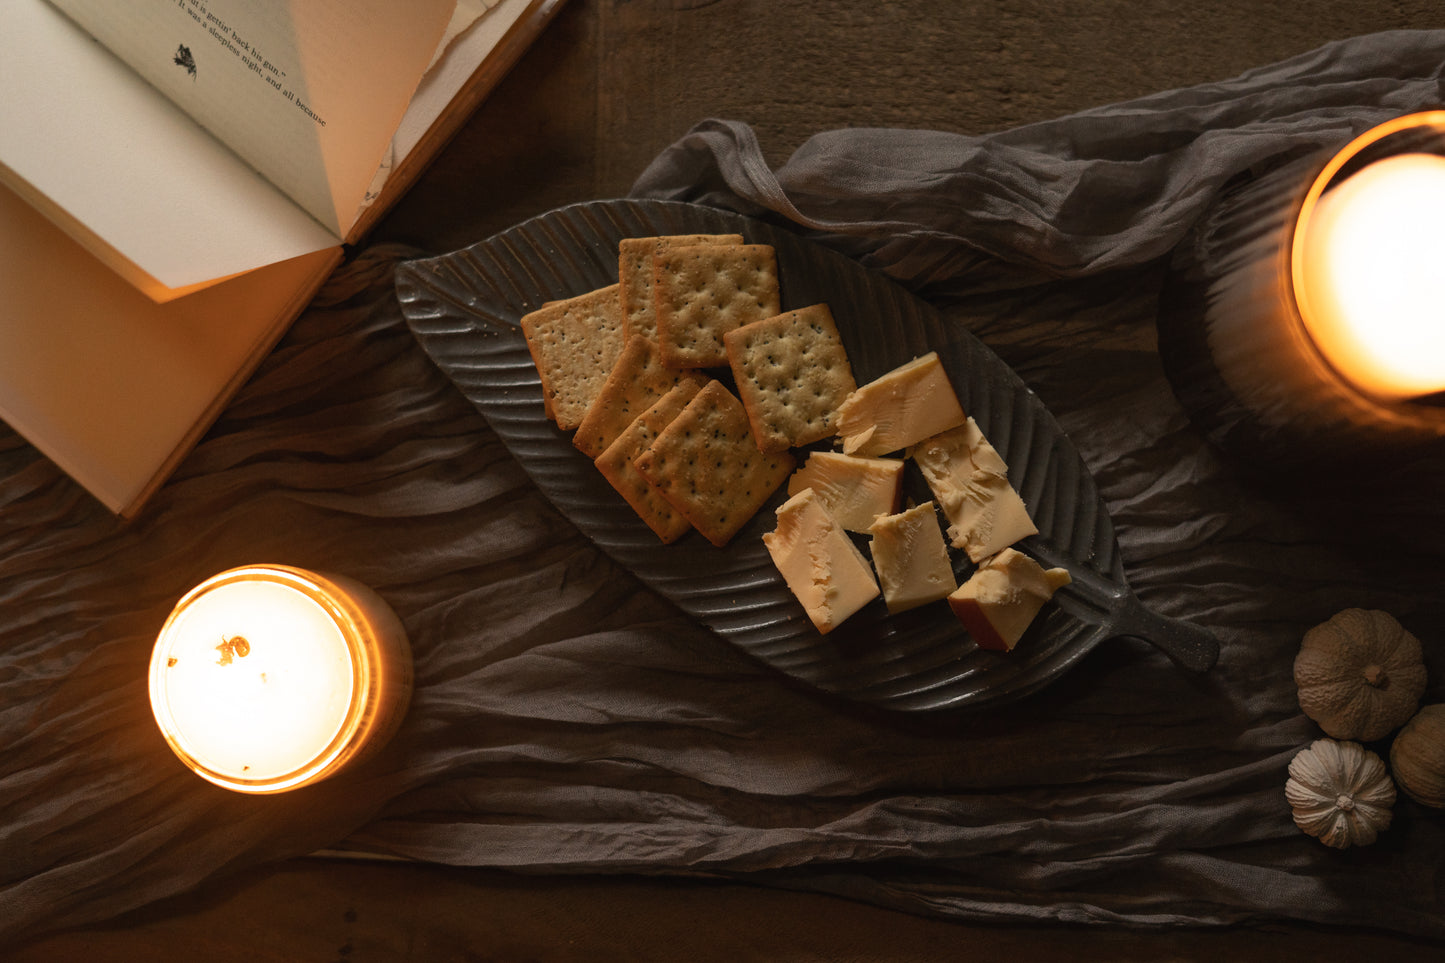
1293 609 1426 741
1285 739 1395 849
1390 705 1445 809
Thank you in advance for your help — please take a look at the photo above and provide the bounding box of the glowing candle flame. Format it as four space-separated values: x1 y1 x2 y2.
149 566 411 794
1295 153 1445 402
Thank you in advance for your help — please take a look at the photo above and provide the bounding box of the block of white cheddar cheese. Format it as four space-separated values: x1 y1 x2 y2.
910 417 1037 563
834 352 967 456
763 487 879 635
868 502 957 614
948 547 1071 651
785 450 904 533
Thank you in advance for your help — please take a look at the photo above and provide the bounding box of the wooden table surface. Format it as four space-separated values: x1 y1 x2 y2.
15 1 1444 959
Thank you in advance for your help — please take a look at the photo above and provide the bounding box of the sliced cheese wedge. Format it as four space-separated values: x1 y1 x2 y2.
948 547 1071 651
786 450 904 533
868 502 957 614
834 352 966 456
911 417 1037 563
763 487 879 634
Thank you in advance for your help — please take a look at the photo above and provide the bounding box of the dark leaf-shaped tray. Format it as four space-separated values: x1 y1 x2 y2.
395 199 1218 712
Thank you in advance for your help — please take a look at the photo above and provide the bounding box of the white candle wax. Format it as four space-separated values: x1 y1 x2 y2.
1295 152 1445 402
149 566 411 793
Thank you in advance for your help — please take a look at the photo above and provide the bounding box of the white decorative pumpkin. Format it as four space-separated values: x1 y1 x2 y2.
1285 739 1395 849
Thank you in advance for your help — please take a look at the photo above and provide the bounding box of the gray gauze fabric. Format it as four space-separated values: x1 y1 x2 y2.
3 30 1445 946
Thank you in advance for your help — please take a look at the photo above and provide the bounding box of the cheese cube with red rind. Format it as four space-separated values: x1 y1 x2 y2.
867 502 958 614
834 352 967 456
948 547 1071 651
763 488 880 635
910 418 1037 563
785 451 904 533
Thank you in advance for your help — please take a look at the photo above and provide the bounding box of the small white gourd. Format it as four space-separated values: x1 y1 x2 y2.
1285 739 1395 849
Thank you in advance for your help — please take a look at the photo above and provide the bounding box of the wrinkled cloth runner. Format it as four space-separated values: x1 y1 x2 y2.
4 30 1445 946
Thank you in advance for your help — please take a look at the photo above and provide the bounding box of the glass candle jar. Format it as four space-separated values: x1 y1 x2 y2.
1157 111 1445 468
148 564 412 793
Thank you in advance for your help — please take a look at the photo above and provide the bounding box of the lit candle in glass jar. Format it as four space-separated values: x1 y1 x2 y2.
1294 152 1445 402
149 565 412 794
1157 111 1445 465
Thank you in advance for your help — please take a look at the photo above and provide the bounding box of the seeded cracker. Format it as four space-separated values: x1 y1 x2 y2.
573 335 700 458
594 377 708 543
724 302 857 452
634 380 795 547
653 243 780 368
619 234 743 342
518 284 626 430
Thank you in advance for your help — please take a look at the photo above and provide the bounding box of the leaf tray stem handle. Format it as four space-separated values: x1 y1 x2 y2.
1111 595 1221 673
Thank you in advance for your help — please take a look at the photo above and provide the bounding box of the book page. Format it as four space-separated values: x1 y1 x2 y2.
0 0 342 293
360 0 508 215
0 177 341 515
393 0 519 163
49 0 456 236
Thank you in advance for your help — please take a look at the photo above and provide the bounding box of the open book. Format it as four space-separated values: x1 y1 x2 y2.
0 0 562 515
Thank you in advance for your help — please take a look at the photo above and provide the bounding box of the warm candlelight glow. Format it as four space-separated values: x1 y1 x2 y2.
1158 112 1445 465
1294 152 1445 402
149 565 411 793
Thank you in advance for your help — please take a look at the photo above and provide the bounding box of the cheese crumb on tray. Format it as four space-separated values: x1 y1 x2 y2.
763 487 880 635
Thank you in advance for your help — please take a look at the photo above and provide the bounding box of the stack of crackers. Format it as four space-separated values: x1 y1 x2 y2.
520 233 857 548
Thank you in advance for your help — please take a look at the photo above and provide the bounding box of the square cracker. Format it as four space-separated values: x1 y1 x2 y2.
724 302 857 452
519 284 626 430
634 380 795 547
594 377 708 544
619 234 742 342
573 335 700 458
653 243 781 369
